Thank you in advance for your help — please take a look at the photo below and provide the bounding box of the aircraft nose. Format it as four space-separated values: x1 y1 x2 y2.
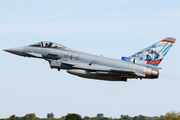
3 46 25 56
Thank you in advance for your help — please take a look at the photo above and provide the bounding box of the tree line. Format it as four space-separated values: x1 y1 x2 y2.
1 111 180 120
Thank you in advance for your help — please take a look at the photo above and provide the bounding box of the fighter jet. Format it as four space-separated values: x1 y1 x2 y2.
3 37 176 81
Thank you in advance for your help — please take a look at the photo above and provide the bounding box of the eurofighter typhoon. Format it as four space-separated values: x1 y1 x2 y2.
4 37 176 82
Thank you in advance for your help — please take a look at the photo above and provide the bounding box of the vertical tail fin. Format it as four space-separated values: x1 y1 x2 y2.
129 37 176 66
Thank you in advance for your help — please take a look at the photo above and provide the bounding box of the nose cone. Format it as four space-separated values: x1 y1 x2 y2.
3 46 25 56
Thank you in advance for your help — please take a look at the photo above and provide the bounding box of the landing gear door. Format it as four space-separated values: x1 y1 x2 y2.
50 60 62 69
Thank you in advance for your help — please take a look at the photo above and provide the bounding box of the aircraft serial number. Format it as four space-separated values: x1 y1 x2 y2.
64 54 79 60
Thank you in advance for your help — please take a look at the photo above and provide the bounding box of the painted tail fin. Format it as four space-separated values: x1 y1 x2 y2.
129 37 176 66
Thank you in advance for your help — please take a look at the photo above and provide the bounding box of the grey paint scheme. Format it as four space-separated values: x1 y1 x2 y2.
4 39 169 81
23 46 147 81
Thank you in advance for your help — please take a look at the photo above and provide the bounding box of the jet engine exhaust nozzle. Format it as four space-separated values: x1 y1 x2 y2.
144 68 159 79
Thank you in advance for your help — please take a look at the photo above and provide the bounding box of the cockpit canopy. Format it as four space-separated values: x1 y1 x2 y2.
29 41 66 49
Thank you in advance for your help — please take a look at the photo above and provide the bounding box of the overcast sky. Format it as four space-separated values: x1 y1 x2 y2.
0 0 180 119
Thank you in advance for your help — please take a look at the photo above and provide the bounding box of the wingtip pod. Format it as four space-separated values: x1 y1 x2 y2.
161 37 176 43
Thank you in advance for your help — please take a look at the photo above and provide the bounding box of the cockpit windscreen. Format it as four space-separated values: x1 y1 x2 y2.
29 41 66 49
29 42 41 47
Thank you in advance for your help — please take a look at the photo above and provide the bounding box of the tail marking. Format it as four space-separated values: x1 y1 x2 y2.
128 37 176 66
